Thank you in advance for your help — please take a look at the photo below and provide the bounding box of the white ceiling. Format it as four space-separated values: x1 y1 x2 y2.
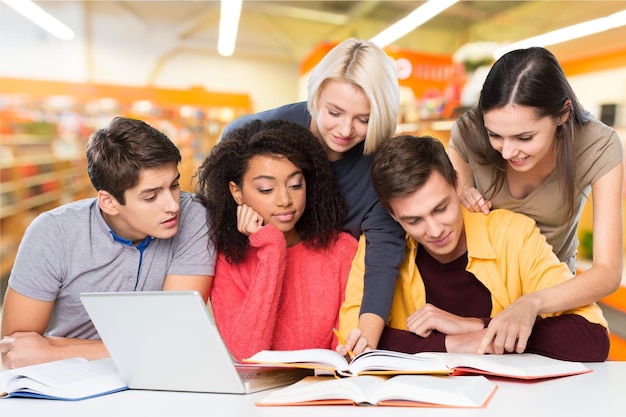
87 0 626 64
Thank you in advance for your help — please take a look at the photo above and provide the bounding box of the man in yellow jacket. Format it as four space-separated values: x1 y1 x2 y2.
338 135 609 362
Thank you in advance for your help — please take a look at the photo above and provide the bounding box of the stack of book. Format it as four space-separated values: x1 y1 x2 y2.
245 349 591 408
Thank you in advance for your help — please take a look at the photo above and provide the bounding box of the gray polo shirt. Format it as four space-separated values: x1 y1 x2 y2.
8 192 216 339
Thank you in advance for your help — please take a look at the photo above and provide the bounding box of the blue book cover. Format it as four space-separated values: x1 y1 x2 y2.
0 357 128 401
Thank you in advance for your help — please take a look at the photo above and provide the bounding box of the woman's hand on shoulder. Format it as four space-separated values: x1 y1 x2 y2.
236 204 264 236
459 187 492 215
448 146 490 214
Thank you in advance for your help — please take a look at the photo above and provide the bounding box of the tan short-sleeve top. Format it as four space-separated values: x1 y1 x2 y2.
449 117 623 271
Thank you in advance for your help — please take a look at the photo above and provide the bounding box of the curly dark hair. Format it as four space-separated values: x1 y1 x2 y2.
195 119 347 264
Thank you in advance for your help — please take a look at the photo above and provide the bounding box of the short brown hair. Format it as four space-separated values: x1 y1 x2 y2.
86 116 181 204
371 135 456 212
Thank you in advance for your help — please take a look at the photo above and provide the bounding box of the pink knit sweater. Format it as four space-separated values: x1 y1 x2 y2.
211 224 357 362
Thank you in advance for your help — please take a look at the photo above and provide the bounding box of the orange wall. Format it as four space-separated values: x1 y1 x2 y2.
0 78 252 109
560 46 626 76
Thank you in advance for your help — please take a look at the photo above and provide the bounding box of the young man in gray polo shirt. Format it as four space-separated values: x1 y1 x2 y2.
0 116 216 369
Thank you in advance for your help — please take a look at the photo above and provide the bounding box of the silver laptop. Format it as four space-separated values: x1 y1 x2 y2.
80 291 310 394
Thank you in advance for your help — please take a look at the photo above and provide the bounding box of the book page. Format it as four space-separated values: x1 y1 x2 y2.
370 375 495 407
1 357 90 390
245 349 350 372
0 358 127 400
257 375 386 405
417 352 590 379
257 374 496 407
348 350 451 376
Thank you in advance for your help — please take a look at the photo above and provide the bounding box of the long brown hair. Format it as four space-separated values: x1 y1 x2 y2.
457 47 590 219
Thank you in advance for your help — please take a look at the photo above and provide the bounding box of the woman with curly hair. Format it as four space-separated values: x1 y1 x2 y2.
221 39 406 351
195 119 357 362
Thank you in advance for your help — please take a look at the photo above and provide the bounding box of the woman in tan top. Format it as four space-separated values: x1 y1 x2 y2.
448 47 623 356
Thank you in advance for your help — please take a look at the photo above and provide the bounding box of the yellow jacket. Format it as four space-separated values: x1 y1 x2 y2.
339 207 607 336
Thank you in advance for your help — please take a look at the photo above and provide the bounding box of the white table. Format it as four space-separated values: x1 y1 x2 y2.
1 362 625 416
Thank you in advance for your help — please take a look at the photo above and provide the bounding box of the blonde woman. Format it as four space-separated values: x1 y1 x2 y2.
222 38 404 349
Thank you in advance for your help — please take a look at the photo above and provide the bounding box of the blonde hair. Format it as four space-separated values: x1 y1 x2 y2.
307 38 400 154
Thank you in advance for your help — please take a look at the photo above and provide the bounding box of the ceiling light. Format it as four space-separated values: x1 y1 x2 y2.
1 0 74 40
494 9 626 59
218 0 242 57
369 0 459 48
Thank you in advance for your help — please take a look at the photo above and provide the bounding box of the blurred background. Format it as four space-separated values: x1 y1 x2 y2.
1 0 625 359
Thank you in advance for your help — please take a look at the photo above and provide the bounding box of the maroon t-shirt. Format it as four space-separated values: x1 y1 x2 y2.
377 246 609 362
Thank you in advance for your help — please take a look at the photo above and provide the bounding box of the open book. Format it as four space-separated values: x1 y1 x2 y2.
0 357 127 400
245 349 591 380
257 374 497 408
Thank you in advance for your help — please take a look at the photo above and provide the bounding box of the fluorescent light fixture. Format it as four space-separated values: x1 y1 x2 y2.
218 0 242 57
369 0 458 48
1 0 74 40
495 9 626 59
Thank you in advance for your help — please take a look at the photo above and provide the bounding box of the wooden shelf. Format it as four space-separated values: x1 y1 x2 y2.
0 82 251 279
0 257 15 278
0 132 94 278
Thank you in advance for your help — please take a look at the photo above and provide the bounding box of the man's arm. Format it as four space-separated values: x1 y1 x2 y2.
164 195 216 304
162 274 213 302
380 281 609 360
377 326 447 353
376 325 492 354
380 304 490 354
524 315 609 362
0 288 109 369
406 303 485 337
448 314 609 361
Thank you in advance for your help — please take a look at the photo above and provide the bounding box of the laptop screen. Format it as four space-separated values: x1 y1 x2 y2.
80 291 308 394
